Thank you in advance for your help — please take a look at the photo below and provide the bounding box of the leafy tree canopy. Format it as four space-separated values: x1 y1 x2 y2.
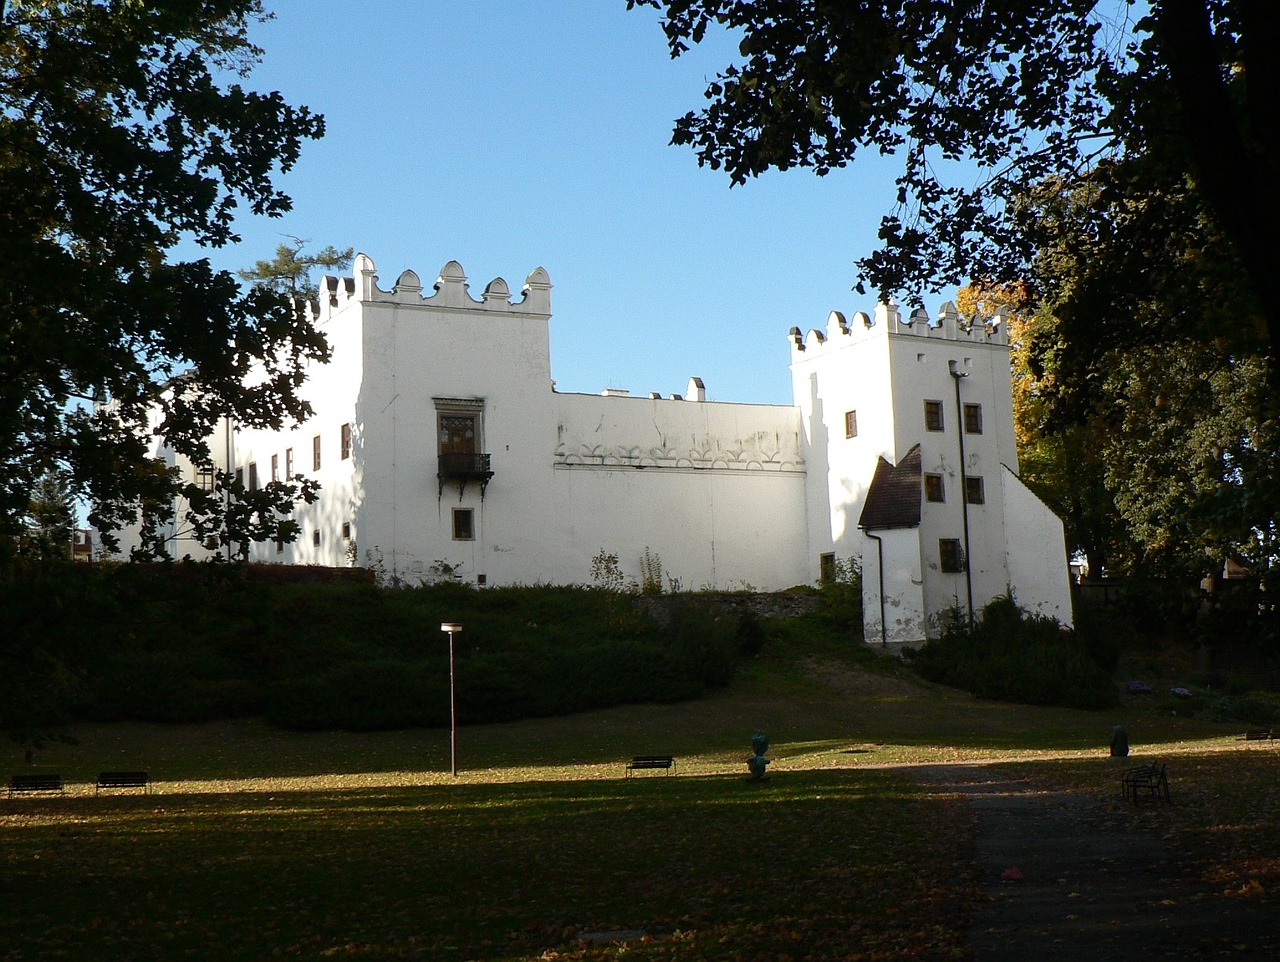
1012 162 1277 606
629 1 1279 370
0 0 329 560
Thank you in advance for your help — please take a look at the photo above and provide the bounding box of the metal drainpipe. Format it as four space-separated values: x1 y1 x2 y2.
950 362 975 628
864 530 888 646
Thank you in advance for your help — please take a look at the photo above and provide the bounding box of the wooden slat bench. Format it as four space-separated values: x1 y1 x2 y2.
1238 728 1274 746
96 771 150 795
8 774 64 798
626 755 675 777
1121 760 1171 805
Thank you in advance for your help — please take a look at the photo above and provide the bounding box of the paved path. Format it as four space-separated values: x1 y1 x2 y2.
909 764 1278 960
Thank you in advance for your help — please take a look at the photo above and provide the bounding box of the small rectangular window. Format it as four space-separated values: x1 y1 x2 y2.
940 539 965 573
924 400 944 432
924 473 945 503
234 467 243 488
312 434 321 471
341 422 352 460
312 530 321 547
275 538 284 555
819 552 836 584
965 476 985 504
452 508 474 541
271 454 279 483
844 410 857 439
285 447 294 478
196 465 215 492
248 462 258 491
342 521 351 540
964 403 984 434
476 573 487 586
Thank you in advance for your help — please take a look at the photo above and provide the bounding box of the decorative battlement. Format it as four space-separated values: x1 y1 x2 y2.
789 297 1008 357
314 254 552 320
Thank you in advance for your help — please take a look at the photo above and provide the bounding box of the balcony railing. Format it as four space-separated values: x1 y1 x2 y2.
437 452 493 499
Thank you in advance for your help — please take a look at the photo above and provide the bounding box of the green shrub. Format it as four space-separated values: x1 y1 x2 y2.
8 565 749 734
735 610 768 657
908 595 1117 710
266 660 445 731
817 556 862 631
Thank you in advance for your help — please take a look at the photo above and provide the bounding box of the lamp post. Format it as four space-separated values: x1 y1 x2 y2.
440 622 462 777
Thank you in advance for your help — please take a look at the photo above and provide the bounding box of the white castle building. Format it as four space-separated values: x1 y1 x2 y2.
122 254 1072 645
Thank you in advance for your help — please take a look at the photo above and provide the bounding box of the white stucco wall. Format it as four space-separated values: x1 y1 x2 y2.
549 391 809 589
860 528 926 645
1001 465 1074 626
790 308 895 577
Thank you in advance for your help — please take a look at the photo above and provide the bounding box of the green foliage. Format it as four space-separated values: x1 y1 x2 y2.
236 237 354 302
22 566 746 733
589 549 627 591
20 469 76 559
0 1 327 560
908 595 1117 710
630 2 1280 371
735 609 767 657
639 545 663 595
817 555 862 632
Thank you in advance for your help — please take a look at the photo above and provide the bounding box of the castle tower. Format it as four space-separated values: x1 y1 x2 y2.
790 300 1070 645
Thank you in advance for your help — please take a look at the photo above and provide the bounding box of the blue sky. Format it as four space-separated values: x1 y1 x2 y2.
205 1 922 406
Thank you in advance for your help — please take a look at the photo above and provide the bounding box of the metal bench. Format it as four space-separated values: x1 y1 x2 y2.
96 771 150 795
8 774 64 798
1121 760 1171 805
626 755 675 777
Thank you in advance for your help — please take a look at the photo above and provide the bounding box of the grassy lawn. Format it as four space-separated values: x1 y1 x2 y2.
0 772 971 961
2 634 1271 960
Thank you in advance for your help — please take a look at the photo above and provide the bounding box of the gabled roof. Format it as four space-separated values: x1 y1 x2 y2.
858 444 922 530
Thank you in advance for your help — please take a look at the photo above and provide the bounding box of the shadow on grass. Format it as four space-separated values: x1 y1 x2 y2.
0 771 972 962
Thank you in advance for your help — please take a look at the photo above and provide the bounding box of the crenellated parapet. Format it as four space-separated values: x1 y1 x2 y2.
315 253 552 320
789 297 1008 357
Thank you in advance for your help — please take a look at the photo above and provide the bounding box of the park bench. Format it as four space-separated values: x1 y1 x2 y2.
626 755 675 777
7 774 64 798
1238 728 1274 746
96 771 150 795
1121 760 1171 806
